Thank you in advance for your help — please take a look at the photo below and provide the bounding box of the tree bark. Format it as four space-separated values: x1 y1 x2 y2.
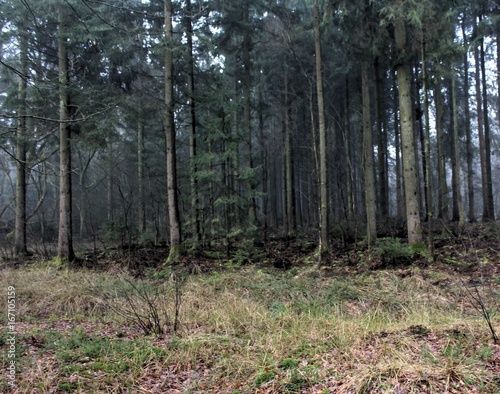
344 77 354 221
361 64 377 244
393 70 403 222
313 0 329 256
435 77 448 221
421 38 434 257
185 0 200 246
258 84 268 239
497 17 500 138
165 0 182 261
15 25 28 256
394 5 422 244
374 58 388 222
137 113 146 233
479 30 495 220
242 5 256 227
451 70 464 225
462 17 474 222
284 74 295 239
57 8 75 261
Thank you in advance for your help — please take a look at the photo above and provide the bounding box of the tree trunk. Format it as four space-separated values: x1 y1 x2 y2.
497 16 500 134
313 0 329 257
498 17 500 133
394 5 422 244
462 17 474 222
242 6 256 227
361 64 377 244
479 30 495 220
258 85 268 239
165 0 182 261
414 64 428 220
185 0 200 246
15 25 28 256
393 70 403 222
137 113 146 233
374 58 388 222
344 77 354 221
435 77 448 221
57 8 75 262
284 74 295 239
421 38 434 258
106 145 114 223
451 70 464 225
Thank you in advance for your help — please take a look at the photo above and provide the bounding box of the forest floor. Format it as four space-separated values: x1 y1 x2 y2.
1 224 499 393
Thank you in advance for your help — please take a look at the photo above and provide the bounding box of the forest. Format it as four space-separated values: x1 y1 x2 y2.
0 0 499 393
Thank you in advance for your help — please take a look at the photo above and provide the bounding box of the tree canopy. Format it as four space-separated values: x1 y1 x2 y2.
0 0 499 259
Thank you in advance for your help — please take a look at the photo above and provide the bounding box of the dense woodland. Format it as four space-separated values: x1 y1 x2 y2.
0 0 499 262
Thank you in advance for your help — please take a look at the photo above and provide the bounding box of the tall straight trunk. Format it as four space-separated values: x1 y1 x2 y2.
207 138 215 246
414 64 428 219
474 42 488 223
242 7 256 226
344 77 354 220
394 5 422 244
435 78 448 220
79 178 86 238
57 8 75 261
165 0 182 261
497 18 500 132
258 86 268 238
498 19 500 129
221 113 232 256
480 30 495 220
393 70 403 222
284 74 295 238
374 58 388 221
361 64 377 244
137 113 146 233
15 26 28 255
106 145 114 222
309 84 320 226
422 39 433 257
451 70 464 225
462 18 474 222
185 0 199 246
313 0 329 256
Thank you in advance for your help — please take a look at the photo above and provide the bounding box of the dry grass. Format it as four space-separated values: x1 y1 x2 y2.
0 264 499 393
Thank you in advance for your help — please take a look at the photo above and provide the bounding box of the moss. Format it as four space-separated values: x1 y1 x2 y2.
166 243 183 263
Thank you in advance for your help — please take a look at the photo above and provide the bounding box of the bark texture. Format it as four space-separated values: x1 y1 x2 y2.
394 6 422 244
57 8 75 261
361 64 377 244
313 0 329 256
165 0 182 261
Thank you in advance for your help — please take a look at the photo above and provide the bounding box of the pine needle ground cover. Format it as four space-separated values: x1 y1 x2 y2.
0 261 499 393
